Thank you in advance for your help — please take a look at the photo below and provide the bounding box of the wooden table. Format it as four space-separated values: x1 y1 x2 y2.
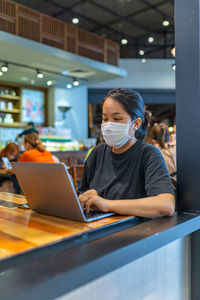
0 192 133 261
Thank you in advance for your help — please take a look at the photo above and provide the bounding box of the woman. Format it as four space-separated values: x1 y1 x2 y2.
19 132 55 163
151 123 176 176
78 88 175 218
0 143 19 193
0 142 19 163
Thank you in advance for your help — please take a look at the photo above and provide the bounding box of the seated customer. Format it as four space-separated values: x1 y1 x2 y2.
0 174 15 193
151 123 176 176
19 132 55 163
0 142 19 164
78 88 175 218
0 143 20 193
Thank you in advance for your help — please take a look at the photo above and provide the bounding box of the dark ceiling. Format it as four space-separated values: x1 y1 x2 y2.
13 0 174 59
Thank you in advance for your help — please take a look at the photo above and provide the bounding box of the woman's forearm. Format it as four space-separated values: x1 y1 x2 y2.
107 193 175 218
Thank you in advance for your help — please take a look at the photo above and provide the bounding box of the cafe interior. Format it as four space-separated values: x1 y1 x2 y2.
0 0 200 299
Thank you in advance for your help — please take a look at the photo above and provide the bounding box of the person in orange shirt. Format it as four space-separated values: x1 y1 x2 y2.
19 132 55 163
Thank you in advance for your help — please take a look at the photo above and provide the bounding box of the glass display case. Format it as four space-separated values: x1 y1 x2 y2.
40 137 97 152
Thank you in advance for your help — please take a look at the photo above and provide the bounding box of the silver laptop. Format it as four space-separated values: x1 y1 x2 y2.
12 162 114 222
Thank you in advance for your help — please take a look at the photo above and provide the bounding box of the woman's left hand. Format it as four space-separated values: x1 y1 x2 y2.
79 189 111 213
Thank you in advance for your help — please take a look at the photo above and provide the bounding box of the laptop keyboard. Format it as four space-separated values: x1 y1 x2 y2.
85 210 106 219
84 210 114 221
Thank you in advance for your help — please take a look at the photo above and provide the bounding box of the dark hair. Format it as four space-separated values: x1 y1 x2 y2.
27 122 35 127
151 123 170 148
102 88 150 140
24 132 45 152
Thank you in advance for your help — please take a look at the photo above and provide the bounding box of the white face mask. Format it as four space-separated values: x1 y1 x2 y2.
101 121 135 149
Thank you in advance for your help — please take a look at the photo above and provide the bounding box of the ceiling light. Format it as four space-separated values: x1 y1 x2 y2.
121 39 128 45
141 58 147 63
36 69 43 79
148 36 154 43
73 79 79 86
171 47 176 57
171 63 176 71
139 50 144 56
168 126 173 132
67 84 72 89
72 18 79 24
30 79 35 85
0 71 3 76
21 76 29 81
47 80 53 86
61 70 70 75
1 63 8 72
162 20 170 27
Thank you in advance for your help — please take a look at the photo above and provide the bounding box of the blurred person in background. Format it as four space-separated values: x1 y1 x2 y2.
0 142 19 163
19 132 55 163
16 121 38 140
0 143 20 193
169 124 176 168
151 123 176 176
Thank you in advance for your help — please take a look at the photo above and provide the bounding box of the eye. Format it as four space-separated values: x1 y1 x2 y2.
102 118 108 122
114 117 122 121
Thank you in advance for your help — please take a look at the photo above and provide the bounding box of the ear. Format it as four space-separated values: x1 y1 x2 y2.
134 118 142 130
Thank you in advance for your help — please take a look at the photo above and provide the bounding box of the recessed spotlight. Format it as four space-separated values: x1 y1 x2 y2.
0 71 3 76
47 81 53 86
148 36 154 43
1 63 8 72
171 47 176 57
73 79 79 86
163 20 170 27
171 63 176 71
139 50 144 56
72 18 79 24
67 84 72 89
121 39 128 45
21 76 29 81
61 70 69 75
30 79 35 85
141 58 147 63
36 69 43 79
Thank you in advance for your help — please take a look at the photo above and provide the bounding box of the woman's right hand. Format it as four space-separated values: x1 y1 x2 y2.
79 189 111 213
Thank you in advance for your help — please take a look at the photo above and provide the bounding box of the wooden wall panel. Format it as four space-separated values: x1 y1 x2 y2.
78 29 104 62
42 15 65 50
1 0 119 66
18 5 40 42
105 40 120 66
65 24 78 54
0 0 16 34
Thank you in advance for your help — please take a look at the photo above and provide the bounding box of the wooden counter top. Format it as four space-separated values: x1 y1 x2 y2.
0 192 133 261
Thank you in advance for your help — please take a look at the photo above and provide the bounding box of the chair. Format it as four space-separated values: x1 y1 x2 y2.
69 164 84 190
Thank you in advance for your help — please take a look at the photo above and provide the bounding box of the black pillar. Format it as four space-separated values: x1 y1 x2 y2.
175 0 200 213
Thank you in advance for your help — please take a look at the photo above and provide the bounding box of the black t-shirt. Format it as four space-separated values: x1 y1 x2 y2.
78 140 174 199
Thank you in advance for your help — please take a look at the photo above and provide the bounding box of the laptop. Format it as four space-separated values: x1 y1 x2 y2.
12 162 114 222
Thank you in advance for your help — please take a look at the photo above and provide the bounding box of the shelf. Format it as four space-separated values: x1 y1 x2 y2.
0 109 20 113
0 122 26 128
0 95 20 100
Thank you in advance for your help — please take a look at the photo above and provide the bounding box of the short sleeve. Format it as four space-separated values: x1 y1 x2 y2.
77 147 96 194
142 145 175 197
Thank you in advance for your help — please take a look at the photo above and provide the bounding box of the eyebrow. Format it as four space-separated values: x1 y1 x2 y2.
102 112 123 115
